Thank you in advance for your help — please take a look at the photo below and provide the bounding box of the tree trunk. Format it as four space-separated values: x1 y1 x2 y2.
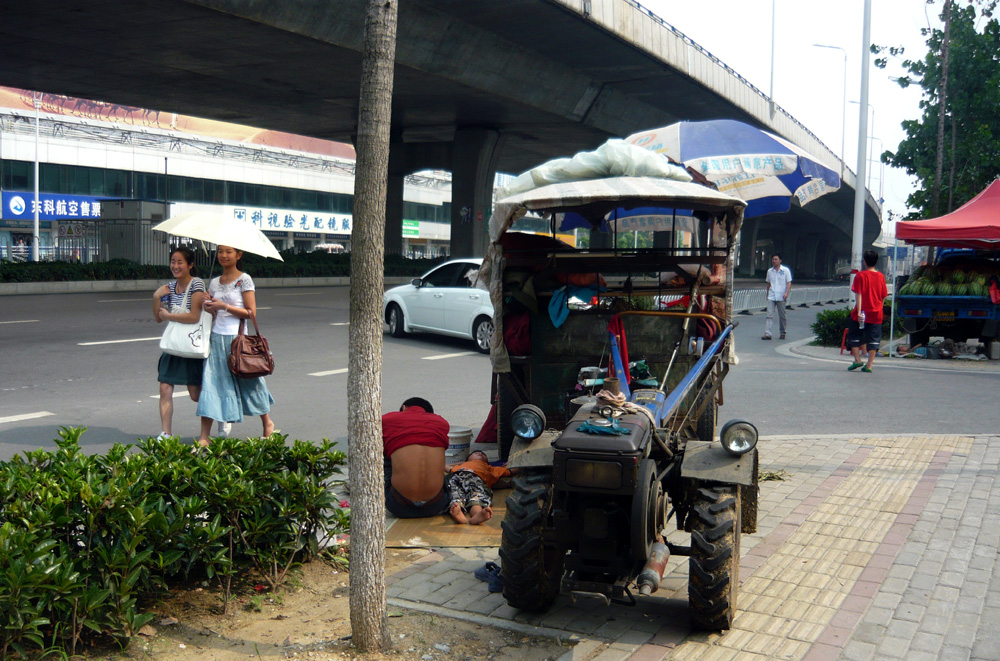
348 0 397 653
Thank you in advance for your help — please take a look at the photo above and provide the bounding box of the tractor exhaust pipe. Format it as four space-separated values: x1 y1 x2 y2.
636 542 670 595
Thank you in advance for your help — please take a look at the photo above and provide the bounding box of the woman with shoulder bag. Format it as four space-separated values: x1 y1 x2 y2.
153 246 206 439
196 244 276 447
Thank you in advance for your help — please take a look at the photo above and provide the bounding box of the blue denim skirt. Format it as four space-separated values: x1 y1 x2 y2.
195 332 274 423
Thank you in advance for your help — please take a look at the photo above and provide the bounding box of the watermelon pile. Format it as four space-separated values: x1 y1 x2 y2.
898 264 998 297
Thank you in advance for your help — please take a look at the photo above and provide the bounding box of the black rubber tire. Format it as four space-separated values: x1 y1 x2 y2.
473 315 493 354
386 303 406 338
688 484 741 630
499 470 564 611
630 458 663 569
695 394 717 443
496 376 517 462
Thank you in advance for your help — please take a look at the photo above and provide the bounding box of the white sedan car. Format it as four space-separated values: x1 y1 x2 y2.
383 258 494 353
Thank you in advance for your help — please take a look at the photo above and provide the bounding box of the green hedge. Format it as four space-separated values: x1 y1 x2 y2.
810 302 904 347
0 428 348 658
0 251 447 283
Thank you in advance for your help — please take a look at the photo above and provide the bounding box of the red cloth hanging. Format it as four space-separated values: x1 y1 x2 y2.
474 403 498 444
607 314 631 384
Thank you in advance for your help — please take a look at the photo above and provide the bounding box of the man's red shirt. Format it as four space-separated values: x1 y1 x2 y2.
382 406 450 457
851 270 888 323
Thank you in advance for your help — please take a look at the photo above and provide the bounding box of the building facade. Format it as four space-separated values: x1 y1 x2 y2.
0 89 452 262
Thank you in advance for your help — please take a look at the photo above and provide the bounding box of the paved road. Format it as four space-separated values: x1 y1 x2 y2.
386 432 1000 661
3 287 997 461
5 286 1000 660
0 286 492 459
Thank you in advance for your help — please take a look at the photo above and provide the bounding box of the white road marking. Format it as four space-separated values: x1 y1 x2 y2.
309 368 348 377
0 411 55 424
330 322 349 326
149 390 190 399
98 298 149 302
0 319 39 325
256 307 272 310
422 351 477 361
78 336 161 346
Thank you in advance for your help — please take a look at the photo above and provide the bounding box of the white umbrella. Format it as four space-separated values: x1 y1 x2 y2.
152 210 284 261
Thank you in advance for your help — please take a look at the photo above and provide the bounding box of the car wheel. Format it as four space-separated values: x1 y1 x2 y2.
386 303 406 338
473 316 494 354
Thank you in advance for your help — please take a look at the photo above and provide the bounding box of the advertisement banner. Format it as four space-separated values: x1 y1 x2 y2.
2 192 103 221
228 205 352 235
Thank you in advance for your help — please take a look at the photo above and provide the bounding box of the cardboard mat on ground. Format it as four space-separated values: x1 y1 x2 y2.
385 489 508 548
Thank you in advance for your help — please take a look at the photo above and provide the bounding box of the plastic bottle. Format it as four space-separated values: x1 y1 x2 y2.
859 310 865 329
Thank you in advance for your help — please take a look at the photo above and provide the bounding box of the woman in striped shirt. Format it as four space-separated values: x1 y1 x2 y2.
152 246 206 439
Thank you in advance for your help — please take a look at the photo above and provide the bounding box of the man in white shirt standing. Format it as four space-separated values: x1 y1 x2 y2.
763 254 792 340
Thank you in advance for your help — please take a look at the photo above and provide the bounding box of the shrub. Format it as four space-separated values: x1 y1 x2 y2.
811 307 852 346
810 303 905 347
1 251 449 283
0 428 347 658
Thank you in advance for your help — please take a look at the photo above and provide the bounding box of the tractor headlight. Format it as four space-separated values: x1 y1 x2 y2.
511 404 546 441
719 419 758 456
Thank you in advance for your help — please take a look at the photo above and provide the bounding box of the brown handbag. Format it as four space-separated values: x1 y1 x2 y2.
228 312 275 378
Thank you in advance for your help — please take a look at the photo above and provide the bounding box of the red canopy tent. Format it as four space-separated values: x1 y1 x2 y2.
896 179 1000 250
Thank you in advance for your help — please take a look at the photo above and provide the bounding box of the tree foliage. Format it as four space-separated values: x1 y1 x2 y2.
875 1 1000 218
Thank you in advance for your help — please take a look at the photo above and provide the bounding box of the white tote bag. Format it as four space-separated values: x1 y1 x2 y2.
159 284 212 359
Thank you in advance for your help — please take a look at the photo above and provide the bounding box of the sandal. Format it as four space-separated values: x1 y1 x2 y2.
861 366 873 373
848 362 864 371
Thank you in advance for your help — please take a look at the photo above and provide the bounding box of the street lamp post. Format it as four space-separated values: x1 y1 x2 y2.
769 0 776 117
813 44 847 175
850 0 873 306
33 92 40 262
850 101 876 190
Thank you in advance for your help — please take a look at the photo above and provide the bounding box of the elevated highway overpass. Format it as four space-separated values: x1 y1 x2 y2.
0 0 880 277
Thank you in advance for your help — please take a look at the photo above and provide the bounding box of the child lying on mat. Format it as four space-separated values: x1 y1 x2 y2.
445 451 517 525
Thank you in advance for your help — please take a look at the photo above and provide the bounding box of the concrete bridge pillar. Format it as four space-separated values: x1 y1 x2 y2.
782 230 801 272
737 217 760 277
450 128 504 258
386 140 451 256
801 235 820 279
385 172 405 256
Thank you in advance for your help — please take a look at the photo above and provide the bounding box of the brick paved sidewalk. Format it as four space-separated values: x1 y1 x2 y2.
385 434 1000 660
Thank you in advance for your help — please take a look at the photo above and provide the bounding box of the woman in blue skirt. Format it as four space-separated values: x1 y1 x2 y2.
153 246 206 439
196 244 276 447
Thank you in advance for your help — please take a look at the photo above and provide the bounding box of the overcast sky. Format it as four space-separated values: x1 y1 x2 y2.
641 0 940 235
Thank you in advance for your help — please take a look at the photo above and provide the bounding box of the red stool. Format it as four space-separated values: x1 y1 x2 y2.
840 328 849 354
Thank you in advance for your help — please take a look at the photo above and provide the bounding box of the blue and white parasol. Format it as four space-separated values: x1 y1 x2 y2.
626 119 840 219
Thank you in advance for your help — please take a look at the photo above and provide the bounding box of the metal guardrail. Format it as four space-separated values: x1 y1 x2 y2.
734 286 851 314
657 286 850 314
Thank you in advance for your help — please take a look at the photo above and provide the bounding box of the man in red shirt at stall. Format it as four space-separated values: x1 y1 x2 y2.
382 397 451 518
847 250 889 373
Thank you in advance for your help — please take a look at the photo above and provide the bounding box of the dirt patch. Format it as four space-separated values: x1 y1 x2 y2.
89 550 572 661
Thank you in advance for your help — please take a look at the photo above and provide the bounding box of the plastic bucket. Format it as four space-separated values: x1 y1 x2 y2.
446 426 472 463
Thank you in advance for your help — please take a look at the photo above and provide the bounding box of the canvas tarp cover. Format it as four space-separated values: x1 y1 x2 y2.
896 179 1000 250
